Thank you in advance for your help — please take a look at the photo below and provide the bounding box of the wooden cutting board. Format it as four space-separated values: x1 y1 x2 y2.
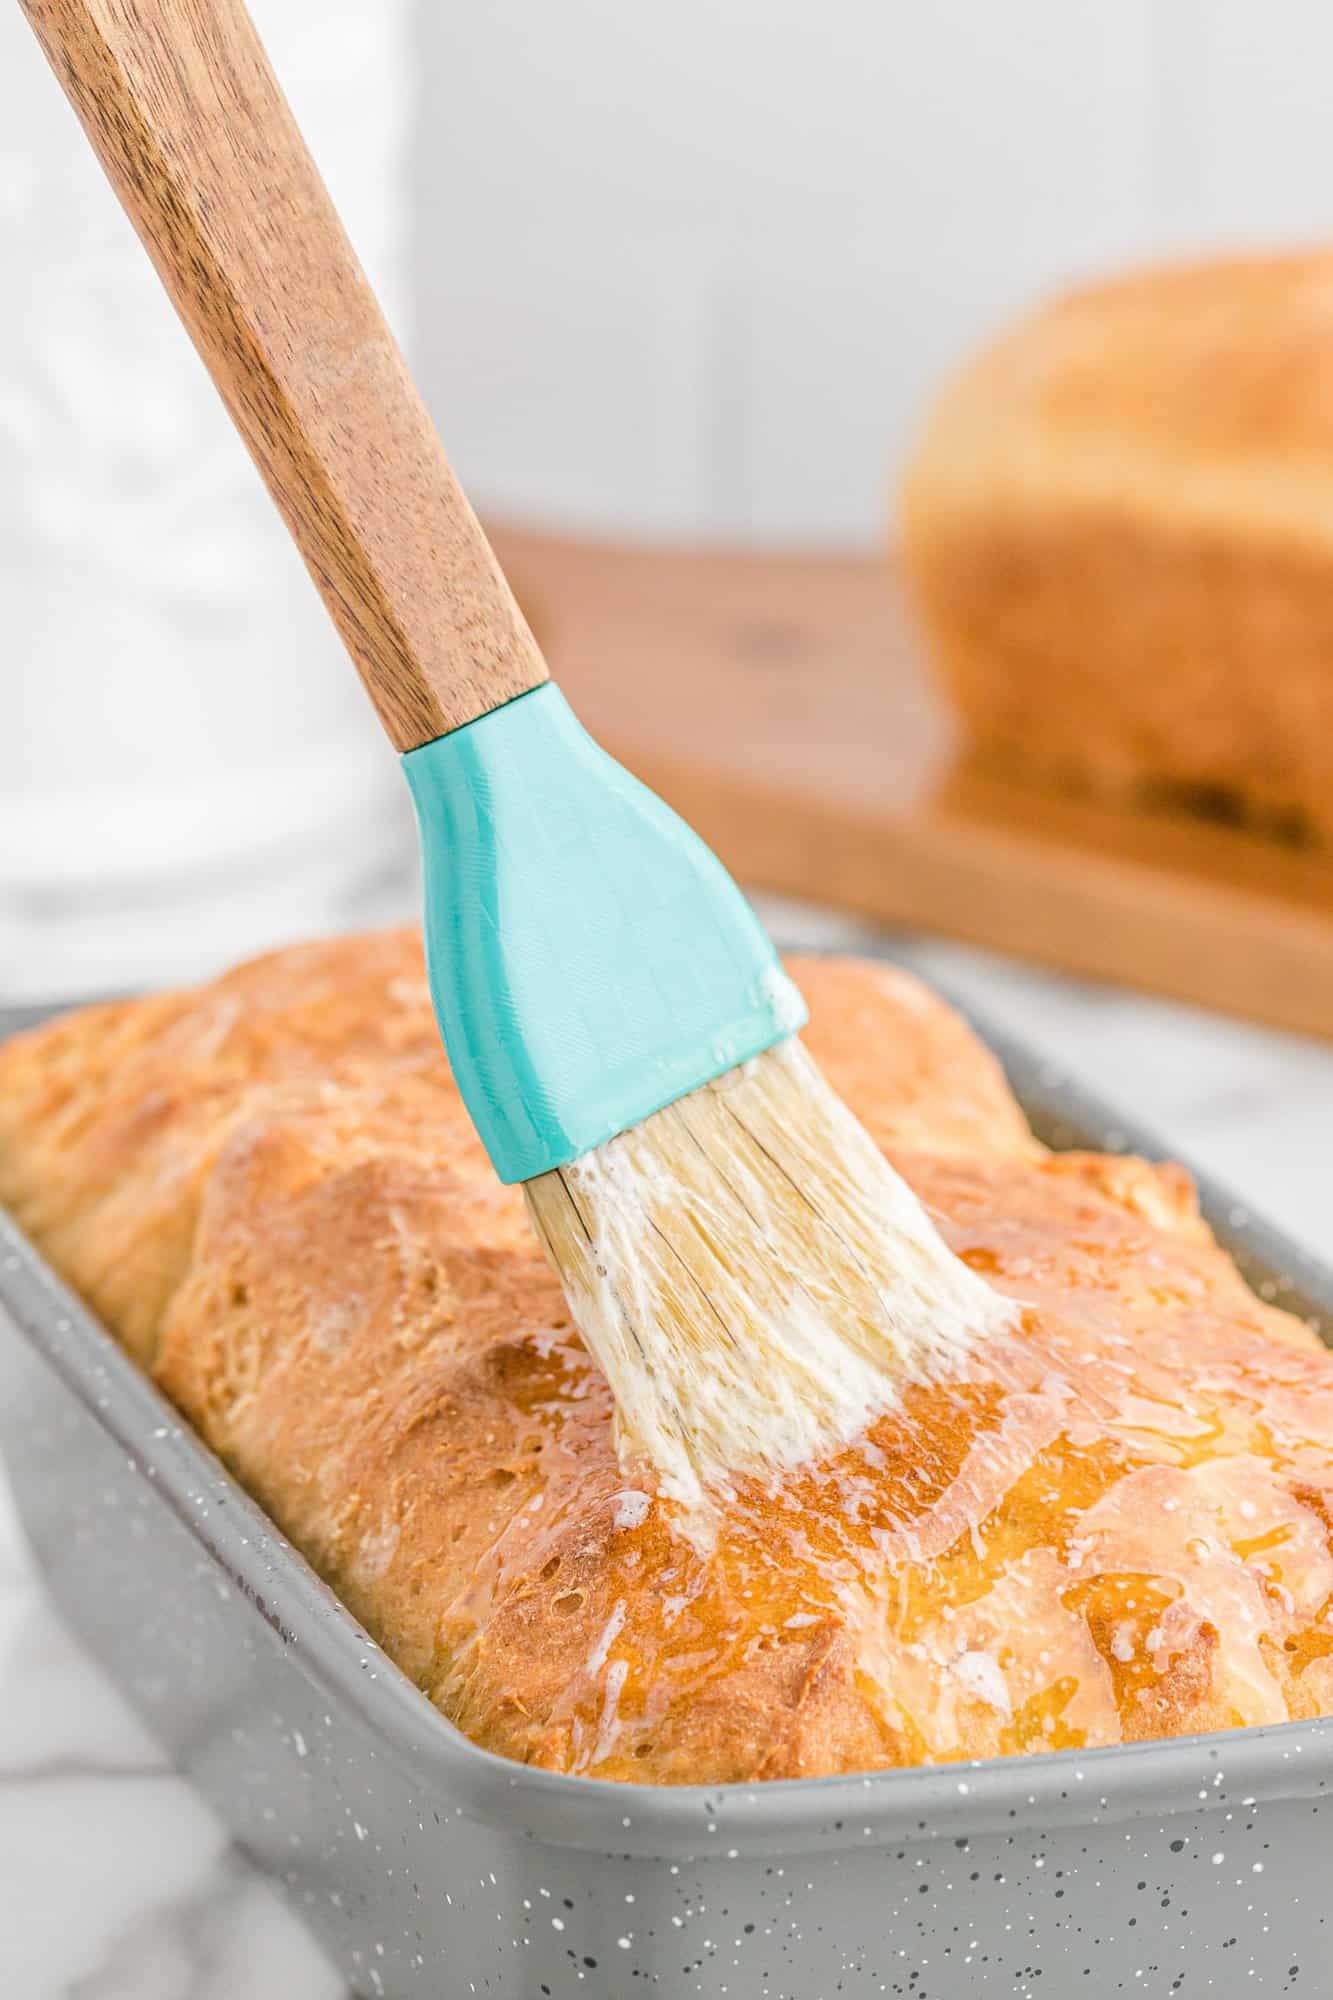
491 526 1333 1042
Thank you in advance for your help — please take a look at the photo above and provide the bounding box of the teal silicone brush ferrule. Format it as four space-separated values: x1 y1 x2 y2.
402 683 806 1183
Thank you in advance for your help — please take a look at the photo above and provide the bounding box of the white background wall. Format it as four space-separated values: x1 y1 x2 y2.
413 0 1333 546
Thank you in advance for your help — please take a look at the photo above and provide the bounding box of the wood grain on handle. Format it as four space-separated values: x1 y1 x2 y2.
20 0 548 750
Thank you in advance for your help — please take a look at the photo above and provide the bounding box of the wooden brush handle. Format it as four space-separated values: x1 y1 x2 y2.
21 0 548 751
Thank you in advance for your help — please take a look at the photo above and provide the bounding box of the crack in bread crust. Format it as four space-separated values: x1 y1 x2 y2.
2 932 1330 1783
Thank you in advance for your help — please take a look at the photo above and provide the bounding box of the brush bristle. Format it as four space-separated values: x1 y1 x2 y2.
524 1037 1014 1506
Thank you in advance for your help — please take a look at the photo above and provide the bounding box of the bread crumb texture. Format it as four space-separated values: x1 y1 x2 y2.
2 929 1331 1783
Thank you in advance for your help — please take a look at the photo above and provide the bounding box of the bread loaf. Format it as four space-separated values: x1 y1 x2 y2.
3 930 1332 1782
901 251 1333 840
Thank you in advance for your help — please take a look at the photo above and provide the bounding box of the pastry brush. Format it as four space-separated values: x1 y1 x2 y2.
24 0 1012 1502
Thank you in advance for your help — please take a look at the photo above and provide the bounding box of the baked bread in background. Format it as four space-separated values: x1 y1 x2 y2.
900 250 1333 842
3 930 1333 1783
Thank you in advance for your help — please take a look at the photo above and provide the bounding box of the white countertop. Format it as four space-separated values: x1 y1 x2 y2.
2 917 1331 1998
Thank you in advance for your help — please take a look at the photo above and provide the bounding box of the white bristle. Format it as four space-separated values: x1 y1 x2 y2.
524 1037 1015 1506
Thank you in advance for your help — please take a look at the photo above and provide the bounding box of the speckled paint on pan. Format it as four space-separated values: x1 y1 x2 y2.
0 975 1331 1998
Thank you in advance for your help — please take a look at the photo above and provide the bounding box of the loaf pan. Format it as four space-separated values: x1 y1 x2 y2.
1 969 1331 2000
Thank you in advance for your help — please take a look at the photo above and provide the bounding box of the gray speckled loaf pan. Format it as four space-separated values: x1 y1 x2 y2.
1 971 1331 1999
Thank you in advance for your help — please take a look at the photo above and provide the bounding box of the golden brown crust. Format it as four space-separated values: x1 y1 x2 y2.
2 929 1331 1782
900 250 1333 841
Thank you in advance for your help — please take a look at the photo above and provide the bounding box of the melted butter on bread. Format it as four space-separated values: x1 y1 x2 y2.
525 1036 1015 1506
3 934 1332 1782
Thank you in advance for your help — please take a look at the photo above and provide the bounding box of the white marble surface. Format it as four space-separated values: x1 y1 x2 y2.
2 920 1332 1996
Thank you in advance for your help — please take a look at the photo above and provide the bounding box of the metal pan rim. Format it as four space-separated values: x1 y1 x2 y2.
3 941 1331 1856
